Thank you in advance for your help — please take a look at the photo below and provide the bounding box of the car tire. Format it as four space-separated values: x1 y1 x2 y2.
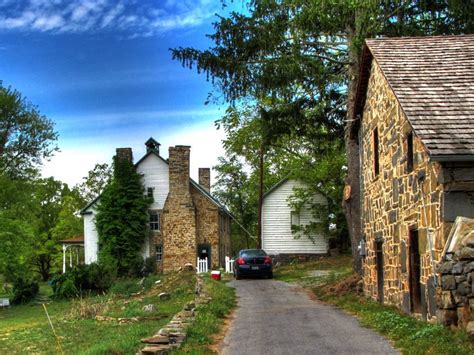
234 271 241 280
268 272 273 279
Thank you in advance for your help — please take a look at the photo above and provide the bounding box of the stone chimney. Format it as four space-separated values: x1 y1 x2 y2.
145 137 161 154
115 148 133 163
161 145 196 272
198 168 211 193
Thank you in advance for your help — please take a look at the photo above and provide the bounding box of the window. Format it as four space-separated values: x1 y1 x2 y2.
373 128 379 176
291 211 300 227
156 245 163 261
407 132 414 173
149 210 160 231
147 187 154 198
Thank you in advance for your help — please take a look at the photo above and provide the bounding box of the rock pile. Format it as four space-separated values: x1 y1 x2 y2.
436 246 474 335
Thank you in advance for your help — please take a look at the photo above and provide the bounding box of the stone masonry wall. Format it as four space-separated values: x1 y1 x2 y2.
190 185 220 268
436 247 474 332
162 146 197 272
361 61 446 319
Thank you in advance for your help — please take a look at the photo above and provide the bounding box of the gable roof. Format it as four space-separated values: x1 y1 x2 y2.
353 34 474 161
80 148 231 216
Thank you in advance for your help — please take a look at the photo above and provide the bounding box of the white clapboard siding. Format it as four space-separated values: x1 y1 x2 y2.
84 211 98 264
262 179 328 254
137 153 169 210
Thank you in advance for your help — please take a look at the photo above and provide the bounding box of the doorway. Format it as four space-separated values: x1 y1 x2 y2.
375 240 384 303
409 229 422 313
197 244 211 269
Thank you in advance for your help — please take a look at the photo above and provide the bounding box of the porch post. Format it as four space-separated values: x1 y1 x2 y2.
62 244 66 273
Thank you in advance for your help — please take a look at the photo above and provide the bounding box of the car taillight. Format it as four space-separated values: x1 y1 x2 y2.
237 257 246 265
264 256 272 264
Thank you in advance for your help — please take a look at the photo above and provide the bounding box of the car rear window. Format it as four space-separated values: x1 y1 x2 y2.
241 250 267 257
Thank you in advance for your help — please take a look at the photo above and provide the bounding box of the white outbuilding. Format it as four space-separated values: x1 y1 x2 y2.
262 179 328 256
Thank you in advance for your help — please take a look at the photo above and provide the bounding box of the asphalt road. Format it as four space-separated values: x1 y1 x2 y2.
220 279 398 355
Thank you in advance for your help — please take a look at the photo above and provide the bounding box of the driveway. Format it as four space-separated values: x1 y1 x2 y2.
220 279 398 355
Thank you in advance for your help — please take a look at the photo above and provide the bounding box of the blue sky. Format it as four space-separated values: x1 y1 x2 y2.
0 0 245 185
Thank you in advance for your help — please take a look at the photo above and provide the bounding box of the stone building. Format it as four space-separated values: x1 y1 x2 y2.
352 35 474 321
81 138 232 272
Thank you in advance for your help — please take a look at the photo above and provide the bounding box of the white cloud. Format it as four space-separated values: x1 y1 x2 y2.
0 0 219 36
41 120 226 187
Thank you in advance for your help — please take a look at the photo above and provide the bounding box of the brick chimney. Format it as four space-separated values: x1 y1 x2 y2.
161 145 196 271
115 148 133 163
198 168 211 193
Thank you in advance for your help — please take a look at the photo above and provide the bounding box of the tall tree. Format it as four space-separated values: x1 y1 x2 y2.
76 163 112 203
95 155 151 276
0 175 37 282
30 177 76 281
0 83 58 178
172 0 473 273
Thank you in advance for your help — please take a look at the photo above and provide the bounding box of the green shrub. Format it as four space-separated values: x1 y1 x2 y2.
12 278 39 304
128 256 145 278
58 278 78 298
144 257 156 275
51 262 115 298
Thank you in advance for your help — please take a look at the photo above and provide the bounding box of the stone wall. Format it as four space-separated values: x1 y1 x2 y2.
162 146 197 272
436 248 474 332
360 60 447 319
191 185 220 268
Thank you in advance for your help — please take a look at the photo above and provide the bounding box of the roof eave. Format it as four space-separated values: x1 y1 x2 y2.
431 155 474 162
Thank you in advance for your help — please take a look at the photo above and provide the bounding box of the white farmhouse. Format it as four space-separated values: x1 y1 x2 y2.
81 138 232 272
262 179 328 257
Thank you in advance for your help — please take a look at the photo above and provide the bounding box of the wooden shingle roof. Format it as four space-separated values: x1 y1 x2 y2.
355 34 474 161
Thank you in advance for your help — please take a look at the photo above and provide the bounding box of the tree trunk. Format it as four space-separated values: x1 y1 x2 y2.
256 143 264 249
343 25 363 275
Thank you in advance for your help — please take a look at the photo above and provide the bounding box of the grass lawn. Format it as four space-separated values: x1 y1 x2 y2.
0 272 195 354
274 255 474 355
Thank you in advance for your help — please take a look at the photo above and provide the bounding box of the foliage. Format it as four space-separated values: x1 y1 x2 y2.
95 155 152 276
29 177 84 281
0 82 58 178
11 277 39 304
51 263 115 298
0 175 37 281
76 162 112 203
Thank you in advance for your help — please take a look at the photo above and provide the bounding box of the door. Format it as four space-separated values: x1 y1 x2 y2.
375 240 384 303
198 244 211 269
409 229 422 313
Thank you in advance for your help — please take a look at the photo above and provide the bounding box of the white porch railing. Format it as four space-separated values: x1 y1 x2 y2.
197 257 208 274
225 256 234 274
